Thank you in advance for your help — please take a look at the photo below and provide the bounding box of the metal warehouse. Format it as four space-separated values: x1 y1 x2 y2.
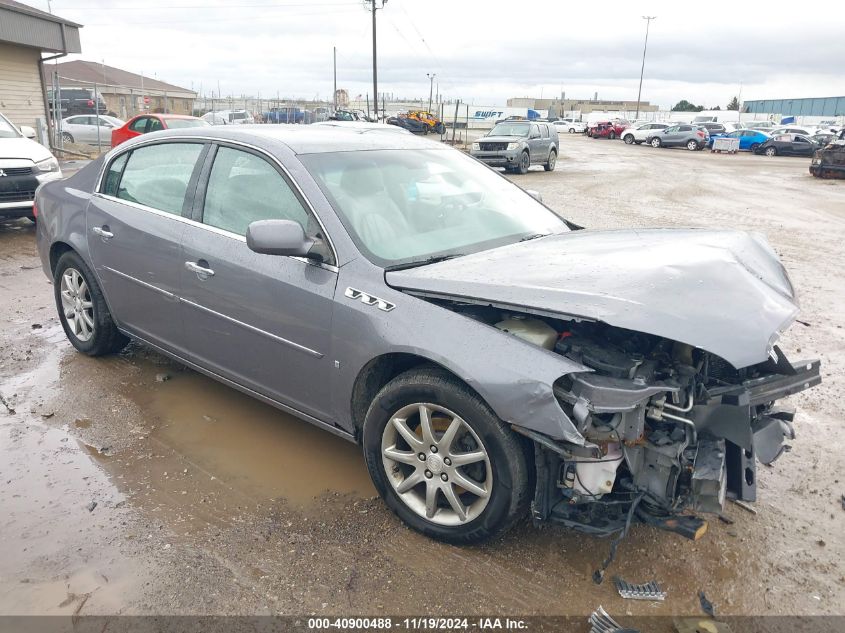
744 96 845 117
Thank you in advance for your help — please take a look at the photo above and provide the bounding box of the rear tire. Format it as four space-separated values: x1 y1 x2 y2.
61 132 74 144
544 149 556 171
687 139 698 151
362 367 530 544
53 250 128 356
608 131 616 140
750 143 760 152
623 134 634 145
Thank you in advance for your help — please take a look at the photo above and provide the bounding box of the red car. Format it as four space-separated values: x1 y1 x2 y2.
587 120 630 140
111 113 208 147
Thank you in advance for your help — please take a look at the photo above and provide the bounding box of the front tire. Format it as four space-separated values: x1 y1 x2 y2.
61 132 74 144
516 150 530 174
363 368 530 544
544 149 556 171
569 128 575 134
687 139 699 151
765 146 777 156
650 137 662 148
608 131 616 140
623 134 634 145
53 251 128 356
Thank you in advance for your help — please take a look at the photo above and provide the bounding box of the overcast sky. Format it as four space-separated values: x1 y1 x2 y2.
35 0 845 109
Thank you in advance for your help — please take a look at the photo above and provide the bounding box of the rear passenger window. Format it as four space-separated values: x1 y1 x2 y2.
115 143 203 214
202 146 310 238
129 117 148 133
102 152 129 196
541 124 550 139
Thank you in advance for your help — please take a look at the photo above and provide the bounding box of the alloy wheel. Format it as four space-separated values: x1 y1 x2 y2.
381 403 492 526
60 268 95 342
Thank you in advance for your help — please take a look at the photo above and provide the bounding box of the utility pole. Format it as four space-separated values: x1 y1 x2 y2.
333 46 337 113
635 16 656 121
366 0 387 121
427 73 436 113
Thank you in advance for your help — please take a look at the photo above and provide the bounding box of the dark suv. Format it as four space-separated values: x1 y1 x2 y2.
47 88 108 118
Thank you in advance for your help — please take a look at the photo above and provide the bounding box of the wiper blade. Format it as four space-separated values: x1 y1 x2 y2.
384 254 464 271
519 233 550 242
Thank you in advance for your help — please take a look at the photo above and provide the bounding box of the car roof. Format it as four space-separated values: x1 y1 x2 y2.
135 124 446 154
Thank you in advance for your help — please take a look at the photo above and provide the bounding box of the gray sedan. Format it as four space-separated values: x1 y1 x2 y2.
35 126 819 545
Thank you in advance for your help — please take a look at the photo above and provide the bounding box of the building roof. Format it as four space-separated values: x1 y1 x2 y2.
0 0 82 53
47 60 196 97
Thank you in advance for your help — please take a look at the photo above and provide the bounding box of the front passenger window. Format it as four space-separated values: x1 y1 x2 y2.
202 146 312 240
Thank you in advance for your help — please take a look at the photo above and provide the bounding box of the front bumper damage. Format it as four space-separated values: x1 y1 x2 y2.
521 355 821 540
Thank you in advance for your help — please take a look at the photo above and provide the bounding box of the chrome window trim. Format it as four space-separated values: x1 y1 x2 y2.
92 192 340 274
95 135 339 269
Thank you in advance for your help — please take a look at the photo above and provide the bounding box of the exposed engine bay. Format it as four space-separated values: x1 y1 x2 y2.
436 301 821 540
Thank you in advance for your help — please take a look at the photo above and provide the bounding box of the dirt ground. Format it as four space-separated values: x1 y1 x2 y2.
1 136 843 623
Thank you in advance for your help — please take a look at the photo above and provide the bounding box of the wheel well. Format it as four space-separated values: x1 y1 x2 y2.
350 353 469 441
49 242 74 275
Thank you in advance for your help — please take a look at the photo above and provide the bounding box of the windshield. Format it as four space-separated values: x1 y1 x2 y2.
300 148 568 267
165 118 209 129
0 114 21 139
489 122 530 137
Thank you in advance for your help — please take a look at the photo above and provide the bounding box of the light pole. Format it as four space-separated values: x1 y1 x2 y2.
427 73 436 113
366 0 388 121
635 16 656 121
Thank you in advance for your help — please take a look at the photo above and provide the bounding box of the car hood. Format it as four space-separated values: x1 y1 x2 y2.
0 137 53 162
479 135 528 143
386 228 799 369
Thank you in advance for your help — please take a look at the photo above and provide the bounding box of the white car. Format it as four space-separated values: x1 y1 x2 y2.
621 122 670 145
59 114 124 145
552 119 586 134
0 112 62 222
201 110 255 125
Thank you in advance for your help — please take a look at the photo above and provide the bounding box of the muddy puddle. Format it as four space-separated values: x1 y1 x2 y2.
120 363 376 506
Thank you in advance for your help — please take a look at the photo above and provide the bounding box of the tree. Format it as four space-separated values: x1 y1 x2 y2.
712 105 721 111
727 96 740 111
671 100 705 112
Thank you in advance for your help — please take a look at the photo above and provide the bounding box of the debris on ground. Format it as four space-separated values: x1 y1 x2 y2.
699 590 716 617
31 323 42 329
0 393 15 415
613 576 667 601
717 514 734 525
588 606 639 633
841 494 845 511
730 499 757 515
86 501 97 512
675 618 733 633
155 373 171 383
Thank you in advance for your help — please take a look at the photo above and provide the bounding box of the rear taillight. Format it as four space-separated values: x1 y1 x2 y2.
87 100 94 107
697 131 705 138
32 202 38 218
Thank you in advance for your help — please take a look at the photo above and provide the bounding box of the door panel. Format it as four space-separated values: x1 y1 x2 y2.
86 142 206 351
180 231 336 418
179 144 337 419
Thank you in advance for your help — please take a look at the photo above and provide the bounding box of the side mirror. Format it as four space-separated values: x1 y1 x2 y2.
526 189 543 203
20 125 36 139
246 219 319 259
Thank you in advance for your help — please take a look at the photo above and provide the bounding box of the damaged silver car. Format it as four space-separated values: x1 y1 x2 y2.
35 126 820 546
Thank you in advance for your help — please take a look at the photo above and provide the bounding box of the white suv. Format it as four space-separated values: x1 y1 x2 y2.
0 112 62 222
622 122 670 145
553 118 586 134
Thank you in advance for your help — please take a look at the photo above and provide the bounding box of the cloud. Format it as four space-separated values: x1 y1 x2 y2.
37 0 845 108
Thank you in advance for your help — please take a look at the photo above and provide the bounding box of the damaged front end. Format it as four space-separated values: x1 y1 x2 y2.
516 320 820 540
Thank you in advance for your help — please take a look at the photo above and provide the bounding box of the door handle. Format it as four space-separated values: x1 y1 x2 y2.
185 260 215 279
92 225 114 239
